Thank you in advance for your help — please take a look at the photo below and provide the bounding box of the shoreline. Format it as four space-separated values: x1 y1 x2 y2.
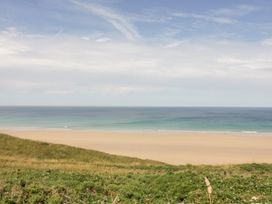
1 129 272 165
1 127 272 135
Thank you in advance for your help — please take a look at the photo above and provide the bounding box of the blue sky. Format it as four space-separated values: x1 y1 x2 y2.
0 0 272 106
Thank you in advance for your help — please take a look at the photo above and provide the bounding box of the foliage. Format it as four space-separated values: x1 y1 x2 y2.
0 134 271 203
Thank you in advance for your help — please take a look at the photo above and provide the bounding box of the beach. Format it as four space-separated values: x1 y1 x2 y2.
2 130 272 165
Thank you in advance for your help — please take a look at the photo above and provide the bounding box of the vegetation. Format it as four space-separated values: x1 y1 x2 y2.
0 134 271 204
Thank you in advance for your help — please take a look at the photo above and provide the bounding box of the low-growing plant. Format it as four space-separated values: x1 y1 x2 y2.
0 134 271 203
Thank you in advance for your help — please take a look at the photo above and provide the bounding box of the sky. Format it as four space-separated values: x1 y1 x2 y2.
0 0 272 106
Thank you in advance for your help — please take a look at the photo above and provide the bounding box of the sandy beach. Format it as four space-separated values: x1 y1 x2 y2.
1 130 272 165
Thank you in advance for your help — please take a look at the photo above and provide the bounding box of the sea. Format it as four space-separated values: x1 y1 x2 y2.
0 106 272 133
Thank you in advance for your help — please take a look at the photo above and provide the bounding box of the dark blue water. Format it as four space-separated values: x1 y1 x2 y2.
0 106 272 132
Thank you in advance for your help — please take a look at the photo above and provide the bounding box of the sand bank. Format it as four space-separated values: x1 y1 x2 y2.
1 130 272 165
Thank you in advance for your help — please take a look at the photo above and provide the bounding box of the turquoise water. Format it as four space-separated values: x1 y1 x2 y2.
0 107 272 132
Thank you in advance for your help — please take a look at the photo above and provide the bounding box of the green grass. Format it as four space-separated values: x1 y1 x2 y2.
0 134 271 204
0 133 161 166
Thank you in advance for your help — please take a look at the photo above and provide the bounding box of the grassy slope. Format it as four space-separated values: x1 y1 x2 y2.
0 133 162 166
0 134 271 204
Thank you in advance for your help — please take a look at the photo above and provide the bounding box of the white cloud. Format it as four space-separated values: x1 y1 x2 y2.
1 28 272 77
216 57 272 71
95 37 111 43
165 40 187 48
0 28 28 55
71 0 140 41
262 38 272 46
0 27 272 105
212 5 259 17
173 12 234 24
81 36 90 41
173 4 259 25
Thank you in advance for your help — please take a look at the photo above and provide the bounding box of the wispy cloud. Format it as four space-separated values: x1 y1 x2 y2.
71 0 140 41
212 5 259 17
173 12 234 24
1 27 272 106
173 4 259 25
128 7 173 23
1 27 272 78
0 0 271 106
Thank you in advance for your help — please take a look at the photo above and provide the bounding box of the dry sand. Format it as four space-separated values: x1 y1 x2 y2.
1 130 272 165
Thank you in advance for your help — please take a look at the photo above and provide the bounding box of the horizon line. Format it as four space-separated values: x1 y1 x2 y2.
0 105 272 108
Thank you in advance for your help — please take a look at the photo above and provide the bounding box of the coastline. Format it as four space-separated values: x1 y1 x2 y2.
1 126 272 134
1 129 272 165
